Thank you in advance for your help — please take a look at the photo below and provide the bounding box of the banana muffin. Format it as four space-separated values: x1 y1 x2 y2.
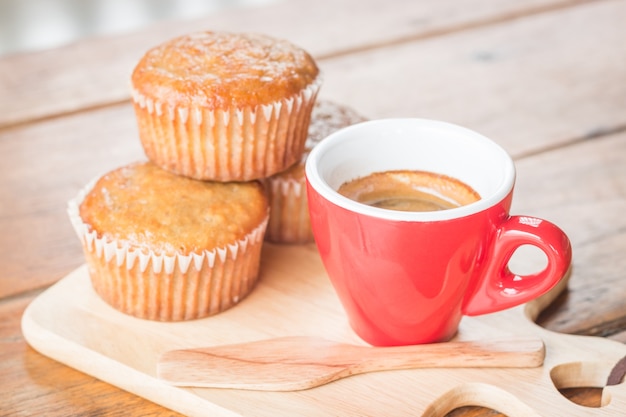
131 31 321 182
68 161 269 321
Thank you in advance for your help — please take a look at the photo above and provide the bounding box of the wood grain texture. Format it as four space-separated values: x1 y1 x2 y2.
514 131 626 340
2 0 626 415
318 0 626 158
20 252 626 416
0 295 186 417
0 0 594 128
0 296 605 417
157 337 545 390
2 0 625 299
0 106 145 298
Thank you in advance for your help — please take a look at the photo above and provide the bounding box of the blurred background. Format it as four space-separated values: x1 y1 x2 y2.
0 0 277 56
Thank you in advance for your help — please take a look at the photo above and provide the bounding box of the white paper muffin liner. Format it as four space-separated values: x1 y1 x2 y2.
131 76 322 182
67 178 268 321
261 100 368 244
262 175 313 244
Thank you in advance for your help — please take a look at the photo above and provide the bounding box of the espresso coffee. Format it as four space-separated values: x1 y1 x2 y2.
338 170 480 212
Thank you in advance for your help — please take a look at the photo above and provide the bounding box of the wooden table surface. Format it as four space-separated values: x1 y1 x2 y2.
1 0 625 415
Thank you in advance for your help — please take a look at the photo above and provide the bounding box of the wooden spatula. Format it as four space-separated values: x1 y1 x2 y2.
157 336 544 391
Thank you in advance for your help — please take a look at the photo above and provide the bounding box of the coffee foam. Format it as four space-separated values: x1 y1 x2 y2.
338 170 481 213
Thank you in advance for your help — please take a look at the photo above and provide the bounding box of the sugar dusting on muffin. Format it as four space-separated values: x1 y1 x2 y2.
131 32 320 109
131 31 322 181
78 162 268 254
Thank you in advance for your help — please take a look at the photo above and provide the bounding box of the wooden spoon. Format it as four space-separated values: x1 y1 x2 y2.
157 336 545 391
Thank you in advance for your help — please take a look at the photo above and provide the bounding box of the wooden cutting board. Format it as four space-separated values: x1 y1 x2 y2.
21 243 626 416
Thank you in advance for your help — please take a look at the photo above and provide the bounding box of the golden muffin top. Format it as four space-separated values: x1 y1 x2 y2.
79 162 268 255
131 31 320 109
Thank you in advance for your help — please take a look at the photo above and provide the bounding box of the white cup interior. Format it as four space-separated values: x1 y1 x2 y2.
305 118 515 221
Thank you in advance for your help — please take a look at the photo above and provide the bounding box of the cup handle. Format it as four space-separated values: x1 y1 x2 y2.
462 215 572 316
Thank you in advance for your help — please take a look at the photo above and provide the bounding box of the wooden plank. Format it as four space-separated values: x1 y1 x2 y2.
0 106 144 298
1 0 625 299
0 293 610 417
19 250 626 416
318 0 626 158
0 0 596 128
3 2 624 416
0 294 185 417
513 131 626 341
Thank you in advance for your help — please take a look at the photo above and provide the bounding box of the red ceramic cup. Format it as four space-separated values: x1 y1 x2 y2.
305 118 572 346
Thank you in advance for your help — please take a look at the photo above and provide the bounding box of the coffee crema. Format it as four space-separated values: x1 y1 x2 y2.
337 170 481 212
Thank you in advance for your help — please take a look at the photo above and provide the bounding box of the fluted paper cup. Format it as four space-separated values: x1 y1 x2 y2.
132 77 321 182
263 170 312 244
263 100 368 244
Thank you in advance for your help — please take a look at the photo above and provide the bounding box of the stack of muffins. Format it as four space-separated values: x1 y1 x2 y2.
263 100 367 243
68 31 366 322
